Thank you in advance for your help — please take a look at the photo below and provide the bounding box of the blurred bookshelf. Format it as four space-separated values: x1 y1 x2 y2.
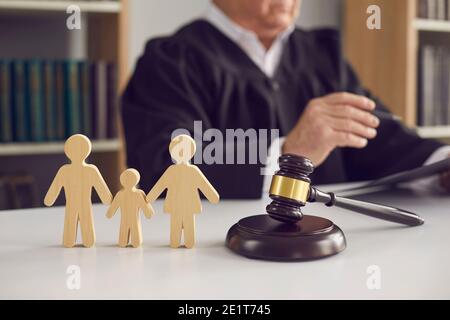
344 0 450 140
0 0 129 209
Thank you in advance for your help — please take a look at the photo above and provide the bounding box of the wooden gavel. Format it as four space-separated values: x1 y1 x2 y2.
266 154 424 227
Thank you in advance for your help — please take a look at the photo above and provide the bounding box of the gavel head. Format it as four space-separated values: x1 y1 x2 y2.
266 154 314 223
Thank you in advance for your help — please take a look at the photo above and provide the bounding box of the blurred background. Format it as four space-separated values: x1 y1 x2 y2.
0 0 449 210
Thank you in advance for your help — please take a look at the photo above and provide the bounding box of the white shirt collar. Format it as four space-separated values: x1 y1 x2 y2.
204 2 295 77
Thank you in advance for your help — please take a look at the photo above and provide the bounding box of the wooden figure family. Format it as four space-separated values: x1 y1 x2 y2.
44 134 220 249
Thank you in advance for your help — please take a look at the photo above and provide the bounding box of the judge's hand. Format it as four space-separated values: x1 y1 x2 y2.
283 92 380 166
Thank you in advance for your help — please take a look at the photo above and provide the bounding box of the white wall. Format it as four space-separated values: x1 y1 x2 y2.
298 0 342 29
129 0 209 70
128 0 342 71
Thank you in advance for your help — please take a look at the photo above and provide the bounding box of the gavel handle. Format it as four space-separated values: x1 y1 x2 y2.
308 187 424 227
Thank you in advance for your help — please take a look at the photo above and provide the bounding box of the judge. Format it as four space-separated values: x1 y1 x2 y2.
122 0 450 198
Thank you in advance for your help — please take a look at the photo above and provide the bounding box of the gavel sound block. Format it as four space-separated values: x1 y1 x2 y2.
226 154 424 261
226 155 345 261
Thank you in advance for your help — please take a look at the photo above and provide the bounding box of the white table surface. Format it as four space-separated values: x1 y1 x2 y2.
1 186 449 300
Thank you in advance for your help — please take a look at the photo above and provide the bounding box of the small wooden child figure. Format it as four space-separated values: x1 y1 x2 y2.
147 134 220 249
106 169 154 248
44 134 112 248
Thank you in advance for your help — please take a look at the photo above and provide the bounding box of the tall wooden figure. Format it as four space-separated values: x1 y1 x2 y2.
147 135 220 249
106 169 154 248
44 134 112 248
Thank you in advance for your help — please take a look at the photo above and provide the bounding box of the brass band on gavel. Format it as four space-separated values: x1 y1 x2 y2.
269 175 310 204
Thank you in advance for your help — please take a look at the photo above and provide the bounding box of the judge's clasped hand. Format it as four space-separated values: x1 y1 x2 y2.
283 92 380 166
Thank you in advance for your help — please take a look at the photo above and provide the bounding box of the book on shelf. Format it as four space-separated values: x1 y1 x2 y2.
92 61 108 140
0 61 13 143
64 61 82 136
55 61 66 140
418 0 450 20
444 0 450 20
0 59 119 144
12 60 30 142
43 61 57 141
79 61 92 138
107 63 119 139
418 45 450 127
437 0 447 20
28 60 45 142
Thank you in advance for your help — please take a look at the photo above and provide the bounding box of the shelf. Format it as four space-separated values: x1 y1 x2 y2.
415 19 450 32
0 139 121 156
416 126 450 139
0 0 121 13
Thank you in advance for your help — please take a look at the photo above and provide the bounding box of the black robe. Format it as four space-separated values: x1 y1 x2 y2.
121 20 443 198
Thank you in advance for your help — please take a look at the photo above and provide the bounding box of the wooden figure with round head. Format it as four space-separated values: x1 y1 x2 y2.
146 134 220 248
106 168 154 248
44 134 112 248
